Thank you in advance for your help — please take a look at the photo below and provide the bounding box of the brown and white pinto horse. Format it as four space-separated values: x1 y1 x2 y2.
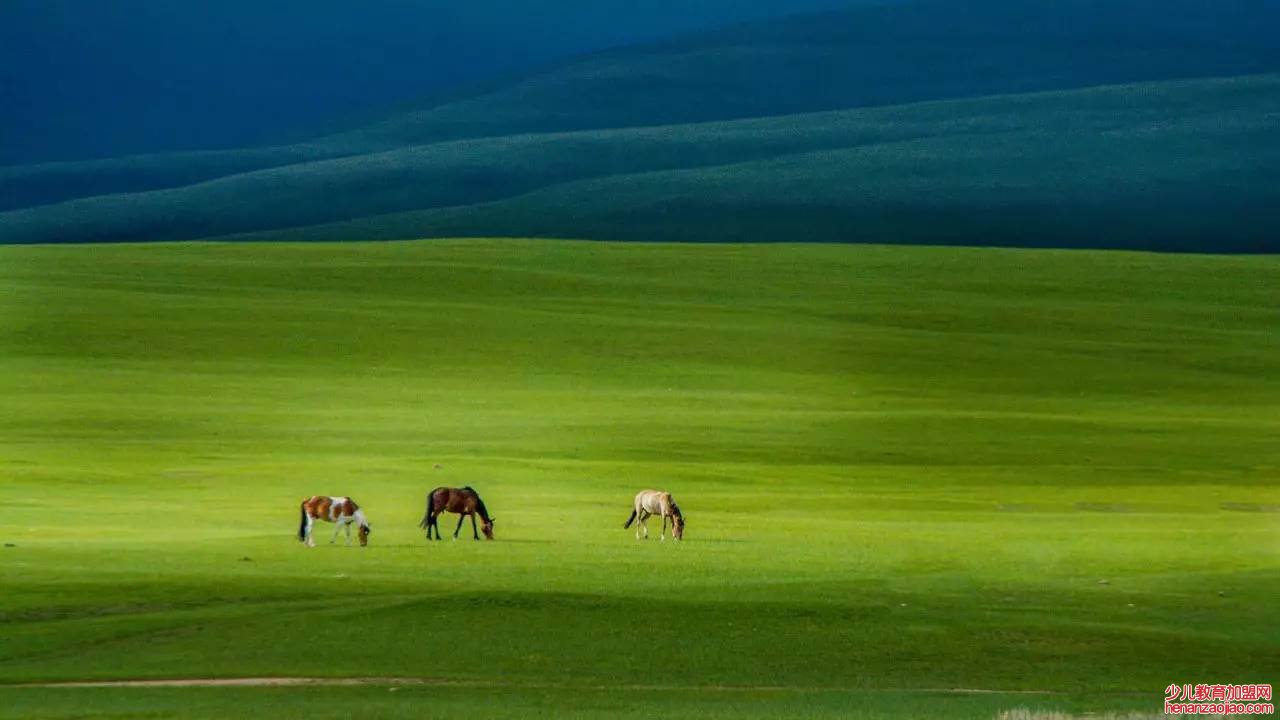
623 489 684 541
299 496 371 547
420 486 494 540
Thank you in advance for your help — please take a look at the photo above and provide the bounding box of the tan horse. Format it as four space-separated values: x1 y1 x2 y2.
298 496 371 547
623 489 684 541
420 486 495 540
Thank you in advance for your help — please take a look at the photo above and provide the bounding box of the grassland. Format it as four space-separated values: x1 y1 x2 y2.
4 0 1278 251
3 75 1278 251
0 239 1277 718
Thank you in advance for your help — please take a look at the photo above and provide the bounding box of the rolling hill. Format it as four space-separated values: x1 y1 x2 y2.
1 0 1278 250
3 75 1277 251
332 0 1280 150
0 0 870 165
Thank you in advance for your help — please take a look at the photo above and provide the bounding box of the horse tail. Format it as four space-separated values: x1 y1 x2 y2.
419 489 435 529
298 501 308 541
623 509 637 529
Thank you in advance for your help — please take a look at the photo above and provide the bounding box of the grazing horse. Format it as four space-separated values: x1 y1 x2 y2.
623 489 684 541
420 486 495 541
298 496 371 547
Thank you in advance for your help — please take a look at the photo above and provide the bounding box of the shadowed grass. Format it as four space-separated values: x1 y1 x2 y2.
4 75 1278 251
5 0 1279 216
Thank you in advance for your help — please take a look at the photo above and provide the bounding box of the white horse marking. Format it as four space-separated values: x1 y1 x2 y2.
299 497 371 547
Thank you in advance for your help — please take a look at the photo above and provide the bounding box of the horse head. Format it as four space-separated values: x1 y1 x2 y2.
358 522 371 546
481 516 495 540
672 513 685 541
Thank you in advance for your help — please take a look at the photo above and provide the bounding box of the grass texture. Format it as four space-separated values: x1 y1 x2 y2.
0 239 1276 717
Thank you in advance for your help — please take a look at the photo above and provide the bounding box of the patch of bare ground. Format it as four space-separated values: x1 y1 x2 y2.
10 678 1072 695
996 710 1165 720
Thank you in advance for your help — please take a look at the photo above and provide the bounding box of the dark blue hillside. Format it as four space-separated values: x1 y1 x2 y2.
0 0 866 165
1 0 1276 251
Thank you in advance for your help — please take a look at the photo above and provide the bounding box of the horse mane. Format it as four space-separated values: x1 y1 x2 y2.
465 486 491 520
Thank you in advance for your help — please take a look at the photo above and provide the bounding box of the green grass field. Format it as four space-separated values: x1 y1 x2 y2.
1 239 1276 718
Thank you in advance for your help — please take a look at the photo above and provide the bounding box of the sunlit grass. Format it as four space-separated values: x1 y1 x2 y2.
0 239 1276 718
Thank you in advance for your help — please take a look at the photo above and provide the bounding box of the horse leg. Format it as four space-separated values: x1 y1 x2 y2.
660 514 667 542
344 520 353 546
330 519 343 544
305 516 316 547
639 511 650 540
453 513 465 540
430 513 441 541
471 513 480 540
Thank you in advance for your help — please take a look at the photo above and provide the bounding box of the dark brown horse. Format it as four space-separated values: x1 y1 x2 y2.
420 486 495 540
